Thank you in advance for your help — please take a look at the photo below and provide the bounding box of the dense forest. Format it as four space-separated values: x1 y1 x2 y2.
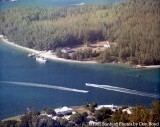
0 101 160 127
0 0 160 65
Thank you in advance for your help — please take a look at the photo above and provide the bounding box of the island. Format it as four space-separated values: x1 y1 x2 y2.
0 0 160 67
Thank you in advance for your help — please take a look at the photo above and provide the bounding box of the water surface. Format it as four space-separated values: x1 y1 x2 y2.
0 41 159 119
0 0 118 11
0 0 159 120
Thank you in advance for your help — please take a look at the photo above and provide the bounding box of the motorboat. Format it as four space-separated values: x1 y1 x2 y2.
36 56 47 63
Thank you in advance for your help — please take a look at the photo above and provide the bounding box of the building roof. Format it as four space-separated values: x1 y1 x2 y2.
55 106 73 113
104 41 111 48
95 104 117 112
96 104 117 109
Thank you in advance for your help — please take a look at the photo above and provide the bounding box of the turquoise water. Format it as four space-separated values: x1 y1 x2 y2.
0 0 117 11
0 40 159 119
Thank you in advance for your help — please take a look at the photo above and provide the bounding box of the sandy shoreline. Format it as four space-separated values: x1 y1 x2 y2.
143 65 160 68
0 35 96 64
0 35 160 68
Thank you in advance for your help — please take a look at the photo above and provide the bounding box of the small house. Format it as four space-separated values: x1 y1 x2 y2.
55 106 73 115
61 47 74 53
104 41 111 48
95 104 118 112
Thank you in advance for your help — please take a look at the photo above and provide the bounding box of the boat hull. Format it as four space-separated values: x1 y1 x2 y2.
36 57 47 63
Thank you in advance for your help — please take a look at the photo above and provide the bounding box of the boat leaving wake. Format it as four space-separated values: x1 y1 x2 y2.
86 83 160 98
0 81 89 93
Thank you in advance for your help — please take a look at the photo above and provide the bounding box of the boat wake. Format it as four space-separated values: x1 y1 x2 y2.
0 81 89 93
73 2 85 6
86 83 160 98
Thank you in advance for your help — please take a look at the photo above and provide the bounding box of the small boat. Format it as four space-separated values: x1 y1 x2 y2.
28 53 35 57
36 56 47 63
132 65 145 69
85 83 93 86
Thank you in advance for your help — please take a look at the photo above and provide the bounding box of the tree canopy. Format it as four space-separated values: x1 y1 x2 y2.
0 101 160 127
0 0 159 65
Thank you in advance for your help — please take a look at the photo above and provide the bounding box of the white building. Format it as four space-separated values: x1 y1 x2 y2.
61 47 74 53
104 41 111 48
95 104 117 112
55 106 73 115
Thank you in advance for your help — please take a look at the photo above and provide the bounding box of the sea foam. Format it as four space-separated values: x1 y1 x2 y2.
86 83 160 98
0 81 89 93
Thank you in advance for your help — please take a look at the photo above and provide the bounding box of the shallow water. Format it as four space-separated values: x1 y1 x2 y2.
0 0 117 11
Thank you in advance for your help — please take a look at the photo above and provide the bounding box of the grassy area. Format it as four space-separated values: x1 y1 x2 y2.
71 106 92 115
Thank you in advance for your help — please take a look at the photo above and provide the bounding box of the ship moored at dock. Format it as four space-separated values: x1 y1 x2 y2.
36 56 47 63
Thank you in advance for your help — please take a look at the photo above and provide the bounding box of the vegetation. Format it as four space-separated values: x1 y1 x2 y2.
85 102 98 113
0 0 160 65
45 108 56 116
94 107 112 122
0 101 159 127
55 48 98 61
69 113 86 125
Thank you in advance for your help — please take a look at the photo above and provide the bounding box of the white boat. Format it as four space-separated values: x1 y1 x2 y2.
28 53 35 57
36 56 47 63
132 65 145 69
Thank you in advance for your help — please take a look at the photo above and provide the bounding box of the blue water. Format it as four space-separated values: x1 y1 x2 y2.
0 0 160 120
0 0 117 11
0 41 160 119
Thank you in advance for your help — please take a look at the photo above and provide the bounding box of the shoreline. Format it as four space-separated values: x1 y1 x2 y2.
2 104 132 121
0 35 160 68
143 65 160 68
0 35 96 64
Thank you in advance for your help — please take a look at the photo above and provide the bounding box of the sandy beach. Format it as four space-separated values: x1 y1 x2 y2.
143 65 160 68
0 35 96 64
0 35 160 68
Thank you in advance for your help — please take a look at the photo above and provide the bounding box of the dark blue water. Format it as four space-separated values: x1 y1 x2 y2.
0 41 160 119
0 0 118 11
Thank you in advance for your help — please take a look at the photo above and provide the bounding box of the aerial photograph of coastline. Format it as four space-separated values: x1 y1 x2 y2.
0 0 160 126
